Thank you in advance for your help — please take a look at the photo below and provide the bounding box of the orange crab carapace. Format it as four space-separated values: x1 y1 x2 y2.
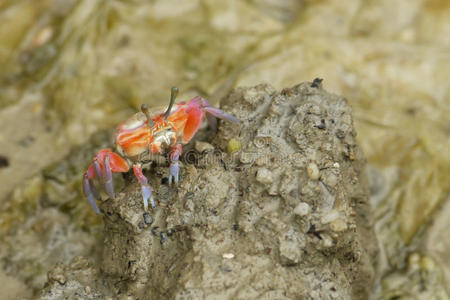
82 87 238 213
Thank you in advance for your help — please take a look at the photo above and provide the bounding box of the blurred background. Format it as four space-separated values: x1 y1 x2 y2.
0 0 448 299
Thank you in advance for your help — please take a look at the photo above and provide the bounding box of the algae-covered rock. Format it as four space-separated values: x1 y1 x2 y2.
40 82 379 299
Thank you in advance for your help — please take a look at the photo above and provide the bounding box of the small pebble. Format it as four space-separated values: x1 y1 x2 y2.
143 212 153 225
256 168 274 184
330 218 347 232
321 235 334 248
84 286 91 294
222 253 235 259
322 173 338 187
195 141 214 153
294 202 310 217
307 163 320 180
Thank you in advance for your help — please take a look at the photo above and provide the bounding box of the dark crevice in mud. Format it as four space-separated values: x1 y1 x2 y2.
0 155 9 168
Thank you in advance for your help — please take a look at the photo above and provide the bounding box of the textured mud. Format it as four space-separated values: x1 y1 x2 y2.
40 82 379 299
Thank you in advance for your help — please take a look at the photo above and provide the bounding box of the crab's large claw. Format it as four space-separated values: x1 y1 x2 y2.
182 106 205 143
133 164 155 210
177 97 238 143
82 149 130 213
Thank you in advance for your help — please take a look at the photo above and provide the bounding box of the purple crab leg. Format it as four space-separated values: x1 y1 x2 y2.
93 159 103 181
133 164 155 210
103 155 115 199
169 163 179 185
203 106 239 123
82 174 101 214
88 177 100 200
169 145 182 185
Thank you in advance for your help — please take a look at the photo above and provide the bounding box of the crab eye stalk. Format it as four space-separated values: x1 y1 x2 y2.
141 104 154 126
164 86 178 118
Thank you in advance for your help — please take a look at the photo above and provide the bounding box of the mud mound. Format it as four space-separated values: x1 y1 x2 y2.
40 82 379 300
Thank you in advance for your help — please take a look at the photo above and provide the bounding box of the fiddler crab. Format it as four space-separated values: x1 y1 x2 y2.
82 87 238 214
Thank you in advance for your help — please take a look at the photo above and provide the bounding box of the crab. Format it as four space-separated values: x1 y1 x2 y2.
82 87 238 214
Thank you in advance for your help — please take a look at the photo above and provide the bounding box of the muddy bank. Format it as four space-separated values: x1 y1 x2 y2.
40 82 379 299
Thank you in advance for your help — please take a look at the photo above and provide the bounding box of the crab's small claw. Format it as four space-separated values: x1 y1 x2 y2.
82 174 101 214
133 164 155 210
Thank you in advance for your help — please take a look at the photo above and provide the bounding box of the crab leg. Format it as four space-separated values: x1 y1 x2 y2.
93 159 102 181
197 97 238 128
133 164 155 210
103 155 115 199
88 177 100 200
203 106 239 124
82 174 101 214
169 144 182 185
